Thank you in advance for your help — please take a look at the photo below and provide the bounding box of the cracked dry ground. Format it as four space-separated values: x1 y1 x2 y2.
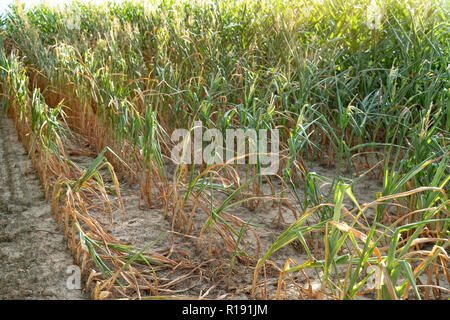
0 115 87 299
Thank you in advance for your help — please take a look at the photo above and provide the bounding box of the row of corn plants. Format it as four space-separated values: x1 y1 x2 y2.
0 0 448 299
0 37 196 299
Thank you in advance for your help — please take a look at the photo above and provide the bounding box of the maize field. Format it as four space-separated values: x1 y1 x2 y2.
0 0 448 300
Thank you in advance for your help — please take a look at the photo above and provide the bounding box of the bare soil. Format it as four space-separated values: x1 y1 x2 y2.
0 115 87 299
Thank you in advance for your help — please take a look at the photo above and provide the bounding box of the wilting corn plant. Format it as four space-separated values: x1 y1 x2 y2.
1 0 448 300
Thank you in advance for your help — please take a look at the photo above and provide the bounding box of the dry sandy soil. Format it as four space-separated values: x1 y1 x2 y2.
0 115 87 299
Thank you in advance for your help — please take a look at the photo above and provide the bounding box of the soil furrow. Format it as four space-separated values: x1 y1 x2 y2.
0 115 87 300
